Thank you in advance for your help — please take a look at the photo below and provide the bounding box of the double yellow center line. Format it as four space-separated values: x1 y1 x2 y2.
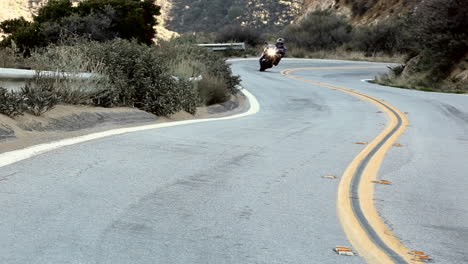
282 67 416 264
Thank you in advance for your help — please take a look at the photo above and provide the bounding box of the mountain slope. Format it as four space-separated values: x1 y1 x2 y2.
301 0 421 24
166 0 303 32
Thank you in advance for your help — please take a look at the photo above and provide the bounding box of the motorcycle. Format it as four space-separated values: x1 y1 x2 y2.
259 44 282 72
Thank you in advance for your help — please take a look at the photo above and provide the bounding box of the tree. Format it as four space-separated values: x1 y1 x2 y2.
0 17 31 34
76 0 160 44
410 0 468 80
0 0 161 51
34 0 74 24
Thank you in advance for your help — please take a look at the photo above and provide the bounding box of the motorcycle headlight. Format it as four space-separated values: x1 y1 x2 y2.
267 48 277 56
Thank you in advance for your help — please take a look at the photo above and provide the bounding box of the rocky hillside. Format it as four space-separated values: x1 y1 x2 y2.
1 0 420 33
301 0 421 24
0 0 47 21
166 0 303 32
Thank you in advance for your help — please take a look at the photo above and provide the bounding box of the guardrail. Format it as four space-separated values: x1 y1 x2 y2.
0 68 96 79
0 67 98 92
197 43 246 51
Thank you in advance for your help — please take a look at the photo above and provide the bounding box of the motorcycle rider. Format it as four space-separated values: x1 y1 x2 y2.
274 38 286 65
259 38 287 68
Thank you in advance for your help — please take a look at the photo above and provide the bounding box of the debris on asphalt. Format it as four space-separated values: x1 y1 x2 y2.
409 251 433 262
355 141 368 145
372 180 392 185
333 246 355 256
393 143 404 147
322 174 337 179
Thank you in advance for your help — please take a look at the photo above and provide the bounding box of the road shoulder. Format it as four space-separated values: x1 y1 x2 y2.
0 93 248 153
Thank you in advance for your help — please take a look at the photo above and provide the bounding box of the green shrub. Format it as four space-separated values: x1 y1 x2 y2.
215 25 263 47
141 79 198 115
80 39 201 115
157 39 240 95
282 10 352 51
0 87 25 117
6 37 239 116
350 18 411 55
20 79 59 116
409 0 468 81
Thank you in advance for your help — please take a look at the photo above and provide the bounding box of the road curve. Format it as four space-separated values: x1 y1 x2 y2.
282 68 411 263
0 59 467 264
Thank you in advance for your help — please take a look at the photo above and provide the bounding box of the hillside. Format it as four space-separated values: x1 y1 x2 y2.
301 0 421 24
166 0 303 33
0 0 47 21
1 0 419 33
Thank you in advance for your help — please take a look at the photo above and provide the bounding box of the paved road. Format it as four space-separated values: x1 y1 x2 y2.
0 59 467 263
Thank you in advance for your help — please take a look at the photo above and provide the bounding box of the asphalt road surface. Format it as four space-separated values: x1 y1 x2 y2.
0 59 467 264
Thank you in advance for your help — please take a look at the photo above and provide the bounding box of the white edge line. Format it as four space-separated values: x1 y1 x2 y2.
0 89 260 168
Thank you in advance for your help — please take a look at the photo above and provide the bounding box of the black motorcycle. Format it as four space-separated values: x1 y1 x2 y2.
259 44 282 72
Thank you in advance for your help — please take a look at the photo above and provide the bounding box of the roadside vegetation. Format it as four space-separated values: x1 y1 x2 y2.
373 0 468 93
0 0 240 117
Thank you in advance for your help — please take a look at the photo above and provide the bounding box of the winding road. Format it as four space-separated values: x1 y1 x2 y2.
1 59 467 263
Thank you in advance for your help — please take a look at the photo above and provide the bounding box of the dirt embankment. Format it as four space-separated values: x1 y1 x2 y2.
0 93 247 153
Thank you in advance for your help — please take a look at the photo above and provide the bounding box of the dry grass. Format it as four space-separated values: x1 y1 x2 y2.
167 58 206 80
0 47 31 69
288 47 405 63
196 75 230 106
373 71 468 94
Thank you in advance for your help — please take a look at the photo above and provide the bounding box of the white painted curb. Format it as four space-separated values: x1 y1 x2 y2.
0 89 260 168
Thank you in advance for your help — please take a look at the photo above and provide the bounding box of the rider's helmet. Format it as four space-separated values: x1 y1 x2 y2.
276 38 285 44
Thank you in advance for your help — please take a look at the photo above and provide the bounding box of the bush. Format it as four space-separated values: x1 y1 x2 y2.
350 18 411 55
0 87 25 117
197 75 230 105
409 0 468 81
215 25 263 47
20 79 59 116
157 39 240 95
5 37 239 116
39 9 116 44
80 39 200 115
0 46 31 69
282 10 352 51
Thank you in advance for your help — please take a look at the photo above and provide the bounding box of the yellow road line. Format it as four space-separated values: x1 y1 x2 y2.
282 66 388 71
282 68 416 264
